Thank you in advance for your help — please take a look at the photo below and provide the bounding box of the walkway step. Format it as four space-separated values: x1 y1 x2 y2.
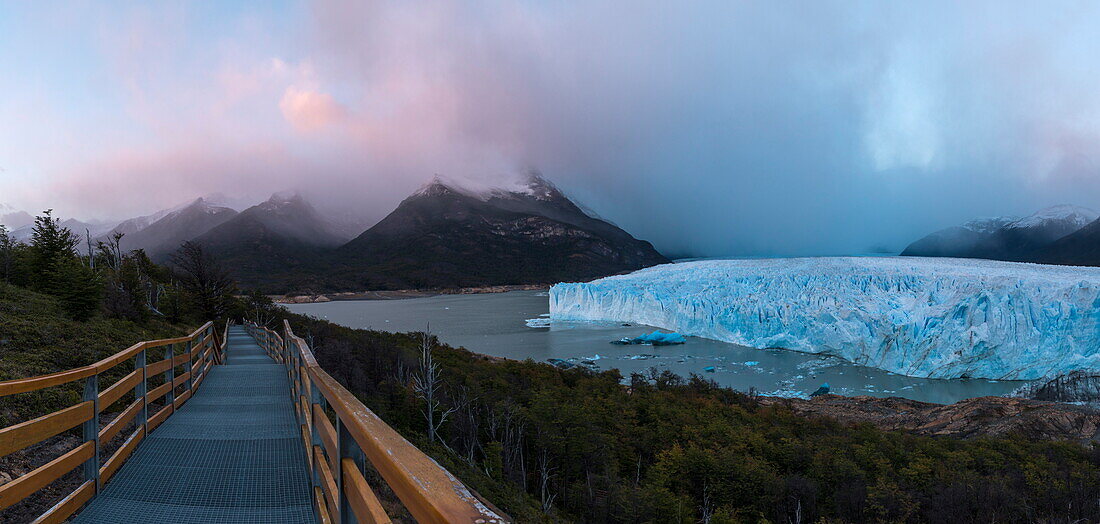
73 326 315 523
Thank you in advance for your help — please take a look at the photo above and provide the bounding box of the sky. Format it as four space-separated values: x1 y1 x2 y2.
2 1 1100 256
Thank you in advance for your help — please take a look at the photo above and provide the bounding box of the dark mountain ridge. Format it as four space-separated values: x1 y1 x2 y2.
189 193 345 290
113 198 238 258
331 174 669 290
1038 217 1100 266
902 205 1100 265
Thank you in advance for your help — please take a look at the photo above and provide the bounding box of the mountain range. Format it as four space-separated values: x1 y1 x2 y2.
901 204 1100 266
3 174 668 292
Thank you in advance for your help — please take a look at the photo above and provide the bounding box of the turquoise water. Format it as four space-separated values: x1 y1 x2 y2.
285 290 1024 404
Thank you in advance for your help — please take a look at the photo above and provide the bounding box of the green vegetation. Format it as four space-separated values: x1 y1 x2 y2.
0 282 188 425
260 303 1100 523
0 214 238 425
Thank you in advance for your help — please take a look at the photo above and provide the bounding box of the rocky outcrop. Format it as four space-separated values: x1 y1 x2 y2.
764 394 1100 443
1012 371 1100 403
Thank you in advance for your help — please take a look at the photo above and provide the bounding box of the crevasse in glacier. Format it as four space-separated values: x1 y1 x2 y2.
549 257 1100 379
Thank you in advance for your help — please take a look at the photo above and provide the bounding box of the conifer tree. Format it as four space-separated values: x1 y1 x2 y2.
29 210 78 292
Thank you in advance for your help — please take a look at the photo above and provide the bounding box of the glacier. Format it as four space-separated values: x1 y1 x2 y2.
549 257 1100 380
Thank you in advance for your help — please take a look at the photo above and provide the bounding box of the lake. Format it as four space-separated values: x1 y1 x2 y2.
285 290 1023 404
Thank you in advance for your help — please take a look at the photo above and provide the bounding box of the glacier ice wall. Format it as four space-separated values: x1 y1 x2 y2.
550 257 1100 379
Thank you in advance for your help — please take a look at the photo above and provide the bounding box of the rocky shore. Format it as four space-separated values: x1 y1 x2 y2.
764 394 1100 442
274 284 548 304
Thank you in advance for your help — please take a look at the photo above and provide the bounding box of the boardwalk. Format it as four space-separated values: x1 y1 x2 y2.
73 327 315 523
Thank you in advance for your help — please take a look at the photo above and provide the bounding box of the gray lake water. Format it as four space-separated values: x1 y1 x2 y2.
285 290 1024 404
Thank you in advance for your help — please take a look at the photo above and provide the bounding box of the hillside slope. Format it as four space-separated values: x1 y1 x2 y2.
1037 217 1100 266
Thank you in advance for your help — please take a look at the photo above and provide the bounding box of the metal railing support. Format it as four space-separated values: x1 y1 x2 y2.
82 373 101 492
338 417 362 524
164 344 175 406
308 373 324 522
137 349 148 435
185 338 194 392
310 382 323 489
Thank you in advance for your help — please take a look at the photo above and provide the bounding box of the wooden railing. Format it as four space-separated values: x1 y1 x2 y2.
247 320 510 524
0 320 227 522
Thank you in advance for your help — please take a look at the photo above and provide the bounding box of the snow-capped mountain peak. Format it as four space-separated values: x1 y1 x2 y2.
260 191 308 210
411 171 563 203
0 204 33 230
961 216 1018 234
1006 204 1098 230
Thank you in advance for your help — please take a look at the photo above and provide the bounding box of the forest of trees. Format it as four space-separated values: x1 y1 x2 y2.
0 211 235 325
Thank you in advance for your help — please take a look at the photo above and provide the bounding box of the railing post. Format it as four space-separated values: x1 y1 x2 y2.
310 378 323 489
164 344 175 406
82 373 100 492
337 417 362 524
137 348 148 435
185 337 194 393
209 324 215 368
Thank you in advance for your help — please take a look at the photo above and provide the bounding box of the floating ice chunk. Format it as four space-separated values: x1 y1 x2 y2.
761 388 808 399
610 331 686 346
525 317 552 328
550 257 1100 380
547 358 574 369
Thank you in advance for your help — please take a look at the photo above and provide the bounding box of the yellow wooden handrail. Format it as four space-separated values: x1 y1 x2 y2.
246 320 510 524
0 320 228 521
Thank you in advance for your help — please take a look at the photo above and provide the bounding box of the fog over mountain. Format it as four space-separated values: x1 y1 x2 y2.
4 2 1100 257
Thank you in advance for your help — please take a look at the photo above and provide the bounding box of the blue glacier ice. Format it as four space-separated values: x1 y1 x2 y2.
612 331 687 345
640 331 685 344
550 257 1100 380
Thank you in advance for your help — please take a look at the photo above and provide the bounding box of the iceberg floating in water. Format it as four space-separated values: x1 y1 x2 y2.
525 317 552 328
611 330 687 346
550 257 1100 380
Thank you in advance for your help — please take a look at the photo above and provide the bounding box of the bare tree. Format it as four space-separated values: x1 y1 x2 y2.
146 281 165 316
170 241 234 319
101 232 125 271
538 448 557 513
487 402 526 489
394 360 411 389
700 480 715 524
412 328 457 445
84 229 95 270
250 302 275 327
788 497 802 524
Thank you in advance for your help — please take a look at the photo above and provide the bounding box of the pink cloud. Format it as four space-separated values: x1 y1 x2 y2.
279 87 347 132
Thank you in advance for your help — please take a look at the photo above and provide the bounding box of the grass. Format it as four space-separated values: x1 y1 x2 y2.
0 282 191 425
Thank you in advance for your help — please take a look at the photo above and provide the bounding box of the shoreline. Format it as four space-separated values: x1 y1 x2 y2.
273 284 549 304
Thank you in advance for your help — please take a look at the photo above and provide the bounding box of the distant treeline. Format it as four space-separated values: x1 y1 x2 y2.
0 211 236 323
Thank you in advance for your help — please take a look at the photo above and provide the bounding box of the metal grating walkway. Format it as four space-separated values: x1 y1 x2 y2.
73 326 316 523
